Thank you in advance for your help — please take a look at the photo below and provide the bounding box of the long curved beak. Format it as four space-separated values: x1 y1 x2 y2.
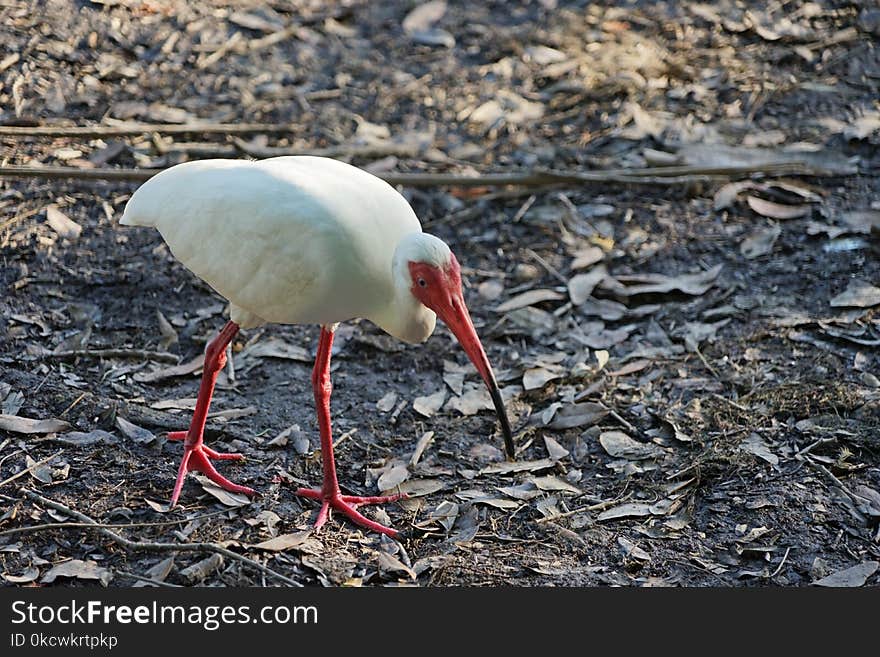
438 291 515 459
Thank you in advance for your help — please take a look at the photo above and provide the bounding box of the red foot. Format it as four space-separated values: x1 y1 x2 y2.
168 432 255 506
296 488 407 537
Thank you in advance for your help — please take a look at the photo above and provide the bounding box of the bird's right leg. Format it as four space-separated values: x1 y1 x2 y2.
167 320 255 506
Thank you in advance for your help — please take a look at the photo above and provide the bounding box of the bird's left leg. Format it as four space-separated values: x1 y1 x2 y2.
167 320 255 506
295 325 406 537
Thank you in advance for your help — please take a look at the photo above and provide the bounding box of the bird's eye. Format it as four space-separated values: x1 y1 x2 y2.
418 278 427 288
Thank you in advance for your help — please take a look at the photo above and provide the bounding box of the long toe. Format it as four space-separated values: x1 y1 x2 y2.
295 488 402 537
170 443 255 506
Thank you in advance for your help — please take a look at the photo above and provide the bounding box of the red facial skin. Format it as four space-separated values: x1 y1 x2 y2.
408 256 514 458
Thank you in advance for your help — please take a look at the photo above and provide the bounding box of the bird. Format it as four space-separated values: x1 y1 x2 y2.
120 155 514 537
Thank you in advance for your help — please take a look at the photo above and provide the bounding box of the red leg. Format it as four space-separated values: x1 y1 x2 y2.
295 326 406 537
168 321 255 506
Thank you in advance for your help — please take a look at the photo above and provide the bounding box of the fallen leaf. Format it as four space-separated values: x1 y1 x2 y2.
0 414 71 434
739 433 779 466
597 503 655 521
253 531 312 552
523 365 565 390
41 559 112 586
180 554 223 583
410 431 435 466
134 355 204 383
115 416 155 445
530 475 581 494
548 402 609 430
543 435 569 461
45 205 82 239
376 391 398 412
239 337 311 362
813 561 878 587
413 390 447 417
377 551 416 580
378 462 411 491
394 479 445 497
830 280 880 308
132 556 176 587
480 458 555 475
54 430 117 447
571 246 605 270
746 196 810 220
599 431 665 460
740 223 782 259
494 289 564 313
197 478 251 507
611 264 722 297
568 266 607 305
3 567 40 584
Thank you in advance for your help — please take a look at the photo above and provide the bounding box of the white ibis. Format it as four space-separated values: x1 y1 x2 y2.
121 156 513 537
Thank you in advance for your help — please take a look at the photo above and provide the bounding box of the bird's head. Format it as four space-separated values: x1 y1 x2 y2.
393 232 514 459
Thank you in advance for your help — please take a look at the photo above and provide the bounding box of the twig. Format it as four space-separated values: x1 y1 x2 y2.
768 546 791 578
41 348 180 363
525 248 568 284
534 492 633 523
0 123 299 138
0 508 233 540
19 489 302 587
609 409 636 433
115 569 181 588
0 162 843 187
0 450 63 489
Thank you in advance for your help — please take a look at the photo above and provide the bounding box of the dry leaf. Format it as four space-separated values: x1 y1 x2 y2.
543 435 569 461
376 391 398 412
377 462 411 491
253 531 312 552
197 478 251 507
740 223 781 259
0 414 71 434
597 503 655 521
480 458 555 475
239 337 311 362
599 431 665 460
530 475 581 494
46 205 82 239
611 264 722 296
494 289 563 313
746 196 810 220
548 402 609 430
830 280 880 308
180 554 223 583
568 266 608 305
739 433 779 466
115 416 155 445
813 561 878 587
132 556 176 587
41 559 112 585
3 567 40 584
413 390 446 417
134 355 204 383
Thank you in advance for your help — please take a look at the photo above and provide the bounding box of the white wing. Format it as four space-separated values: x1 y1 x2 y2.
121 156 422 328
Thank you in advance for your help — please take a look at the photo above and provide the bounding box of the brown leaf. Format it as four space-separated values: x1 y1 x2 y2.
3 567 40 584
548 402 609 430
180 554 223 583
599 431 665 460
197 478 251 507
480 458 555 475
611 264 722 296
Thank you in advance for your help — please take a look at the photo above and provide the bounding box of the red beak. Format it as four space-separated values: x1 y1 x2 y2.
437 290 514 458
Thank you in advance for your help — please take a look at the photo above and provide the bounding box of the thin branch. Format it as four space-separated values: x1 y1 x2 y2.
19 489 302 587
0 450 63 489
0 123 299 138
41 348 180 363
0 161 842 188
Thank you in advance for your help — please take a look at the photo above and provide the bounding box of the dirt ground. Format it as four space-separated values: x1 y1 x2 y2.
1 0 879 587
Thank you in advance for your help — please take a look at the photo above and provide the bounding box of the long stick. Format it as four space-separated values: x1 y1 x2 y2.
0 162 834 188
0 123 298 138
19 488 302 587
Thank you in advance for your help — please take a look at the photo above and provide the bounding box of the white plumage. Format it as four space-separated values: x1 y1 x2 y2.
122 156 436 342
121 155 513 535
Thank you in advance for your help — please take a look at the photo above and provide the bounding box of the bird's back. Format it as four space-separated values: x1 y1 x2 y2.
121 156 422 328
